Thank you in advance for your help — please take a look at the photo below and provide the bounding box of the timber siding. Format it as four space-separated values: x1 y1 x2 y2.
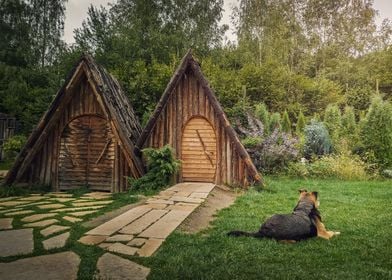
5 54 144 192
137 51 261 187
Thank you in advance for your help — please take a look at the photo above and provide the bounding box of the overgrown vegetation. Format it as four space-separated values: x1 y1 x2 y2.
143 178 392 279
128 145 180 192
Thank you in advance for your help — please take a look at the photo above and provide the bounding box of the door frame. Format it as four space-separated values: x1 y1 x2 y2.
55 113 112 190
180 115 217 183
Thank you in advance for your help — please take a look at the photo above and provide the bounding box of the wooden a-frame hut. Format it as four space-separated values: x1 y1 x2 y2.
136 50 261 187
4 54 144 192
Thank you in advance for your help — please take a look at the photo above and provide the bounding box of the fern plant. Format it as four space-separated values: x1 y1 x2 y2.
128 145 181 191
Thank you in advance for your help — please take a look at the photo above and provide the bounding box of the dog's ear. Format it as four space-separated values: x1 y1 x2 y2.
298 188 307 193
311 191 318 199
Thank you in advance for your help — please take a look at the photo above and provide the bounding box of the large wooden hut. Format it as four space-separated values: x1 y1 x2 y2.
4 54 144 192
136 51 261 187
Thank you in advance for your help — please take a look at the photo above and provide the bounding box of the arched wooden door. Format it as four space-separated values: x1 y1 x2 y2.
181 117 216 182
58 115 114 191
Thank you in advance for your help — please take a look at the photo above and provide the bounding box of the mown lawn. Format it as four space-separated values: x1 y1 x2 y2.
141 178 392 280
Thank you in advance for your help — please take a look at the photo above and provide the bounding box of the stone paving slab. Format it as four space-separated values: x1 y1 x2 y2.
78 235 108 245
106 242 138 256
21 213 57 223
15 201 53 208
139 209 193 239
0 200 29 207
43 232 70 250
119 210 169 235
38 203 66 209
96 253 150 280
98 242 112 249
0 228 33 257
86 207 151 236
51 205 105 212
0 218 13 230
127 238 147 247
67 210 98 217
40 225 70 237
146 199 174 205
189 192 210 199
143 203 169 210
24 219 58 228
166 203 199 212
0 251 80 280
0 196 17 202
45 193 74 198
71 200 113 207
105 234 134 242
137 238 164 257
18 196 47 201
63 216 83 223
5 210 34 216
169 196 204 204
48 197 75 203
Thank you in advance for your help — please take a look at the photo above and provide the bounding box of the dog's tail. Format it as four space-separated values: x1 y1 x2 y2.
227 230 264 238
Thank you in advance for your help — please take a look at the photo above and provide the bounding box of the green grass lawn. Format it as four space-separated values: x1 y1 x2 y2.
141 178 392 280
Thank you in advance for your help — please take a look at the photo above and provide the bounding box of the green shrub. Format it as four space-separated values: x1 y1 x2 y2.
269 112 281 132
254 103 269 135
303 121 332 159
360 97 392 168
241 136 262 148
296 110 306 135
128 145 180 192
3 135 26 160
381 169 392 178
287 154 370 180
324 104 341 144
281 111 291 134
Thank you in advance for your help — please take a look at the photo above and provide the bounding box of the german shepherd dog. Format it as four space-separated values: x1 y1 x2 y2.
228 189 340 242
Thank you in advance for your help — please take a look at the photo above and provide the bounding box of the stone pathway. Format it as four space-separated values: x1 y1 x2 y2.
0 251 80 280
0 191 114 258
80 183 215 257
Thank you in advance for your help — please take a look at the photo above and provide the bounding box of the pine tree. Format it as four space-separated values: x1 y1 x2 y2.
361 97 392 168
341 106 356 136
324 104 342 142
296 110 306 135
269 112 281 132
281 111 291 133
255 103 269 135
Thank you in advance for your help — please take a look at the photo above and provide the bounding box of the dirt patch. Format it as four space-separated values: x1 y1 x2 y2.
179 185 242 233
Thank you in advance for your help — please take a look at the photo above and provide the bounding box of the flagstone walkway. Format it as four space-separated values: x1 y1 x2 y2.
79 182 215 257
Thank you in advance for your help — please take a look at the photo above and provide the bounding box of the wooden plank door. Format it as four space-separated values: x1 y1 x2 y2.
181 117 216 182
58 115 114 191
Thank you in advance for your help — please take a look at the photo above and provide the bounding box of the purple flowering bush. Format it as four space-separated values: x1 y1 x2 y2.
238 114 299 173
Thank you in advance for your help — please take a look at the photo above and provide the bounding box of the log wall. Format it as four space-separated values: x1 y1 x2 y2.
19 74 135 192
143 69 249 186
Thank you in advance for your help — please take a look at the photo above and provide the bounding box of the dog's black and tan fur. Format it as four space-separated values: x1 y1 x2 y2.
228 189 340 242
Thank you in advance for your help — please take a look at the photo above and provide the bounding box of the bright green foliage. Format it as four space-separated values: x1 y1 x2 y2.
323 104 342 145
287 154 370 180
360 97 392 168
269 112 281 132
303 121 332 159
339 106 358 151
2 135 26 160
128 145 181 191
296 110 306 135
281 111 291 133
254 103 269 135
241 136 262 149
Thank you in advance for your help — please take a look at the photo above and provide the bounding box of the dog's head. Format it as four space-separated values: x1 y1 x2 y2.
298 189 319 208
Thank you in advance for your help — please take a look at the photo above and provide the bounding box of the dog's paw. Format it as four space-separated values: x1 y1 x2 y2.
333 231 341 235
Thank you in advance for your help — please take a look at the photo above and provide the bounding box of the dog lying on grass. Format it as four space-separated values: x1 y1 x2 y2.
228 189 340 242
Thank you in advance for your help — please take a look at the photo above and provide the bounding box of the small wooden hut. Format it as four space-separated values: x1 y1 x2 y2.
0 113 16 161
4 54 144 192
136 50 261 187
